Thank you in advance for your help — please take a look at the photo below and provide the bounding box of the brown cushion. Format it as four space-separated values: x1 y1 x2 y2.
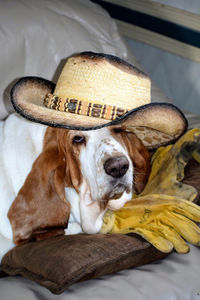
1 233 167 294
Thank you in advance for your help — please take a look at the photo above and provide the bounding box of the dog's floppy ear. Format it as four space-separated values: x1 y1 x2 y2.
123 131 151 194
8 128 70 245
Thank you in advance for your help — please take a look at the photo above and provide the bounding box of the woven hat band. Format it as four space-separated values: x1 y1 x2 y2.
44 93 128 121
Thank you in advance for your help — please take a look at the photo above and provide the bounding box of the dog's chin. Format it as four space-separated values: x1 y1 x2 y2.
103 183 126 200
103 184 132 211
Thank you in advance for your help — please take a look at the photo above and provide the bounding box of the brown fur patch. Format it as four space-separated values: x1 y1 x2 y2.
56 129 83 193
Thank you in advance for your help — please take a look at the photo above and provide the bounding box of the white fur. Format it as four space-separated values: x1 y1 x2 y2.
64 187 82 234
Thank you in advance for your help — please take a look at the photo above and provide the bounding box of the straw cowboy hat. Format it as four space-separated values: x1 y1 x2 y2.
11 52 187 149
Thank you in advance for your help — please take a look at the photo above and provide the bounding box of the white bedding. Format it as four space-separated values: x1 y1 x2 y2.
0 0 199 299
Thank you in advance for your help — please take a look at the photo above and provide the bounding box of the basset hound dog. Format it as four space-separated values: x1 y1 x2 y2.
0 113 150 261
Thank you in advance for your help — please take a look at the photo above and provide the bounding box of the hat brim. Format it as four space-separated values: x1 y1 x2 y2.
11 77 188 149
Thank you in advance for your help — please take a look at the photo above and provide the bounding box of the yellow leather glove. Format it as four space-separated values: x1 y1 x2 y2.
101 129 200 254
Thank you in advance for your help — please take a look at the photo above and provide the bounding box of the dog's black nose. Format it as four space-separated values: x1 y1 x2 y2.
104 156 129 178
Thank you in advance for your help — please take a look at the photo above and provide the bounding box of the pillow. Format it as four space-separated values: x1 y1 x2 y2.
1 233 167 294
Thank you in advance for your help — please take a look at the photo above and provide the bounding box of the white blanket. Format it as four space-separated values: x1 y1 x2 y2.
0 114 46 261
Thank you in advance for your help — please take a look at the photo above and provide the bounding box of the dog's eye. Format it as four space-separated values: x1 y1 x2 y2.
73 136 85 144
113 127 123 134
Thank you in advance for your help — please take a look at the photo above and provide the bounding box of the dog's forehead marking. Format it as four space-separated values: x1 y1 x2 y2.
78 128 129 166
87 127 111 140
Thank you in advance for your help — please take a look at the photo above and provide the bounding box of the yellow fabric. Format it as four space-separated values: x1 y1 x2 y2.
101 129 200 254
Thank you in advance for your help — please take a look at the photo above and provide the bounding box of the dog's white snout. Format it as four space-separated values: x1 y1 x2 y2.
104 156 129 178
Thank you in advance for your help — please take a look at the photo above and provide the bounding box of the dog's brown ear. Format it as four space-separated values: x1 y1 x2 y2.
123 131 151 194
8 128 70 245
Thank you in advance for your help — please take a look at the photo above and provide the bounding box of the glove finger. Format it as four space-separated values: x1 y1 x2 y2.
132 227 173 253
155 221 190 254
164 212 200 246
172 200 200 223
